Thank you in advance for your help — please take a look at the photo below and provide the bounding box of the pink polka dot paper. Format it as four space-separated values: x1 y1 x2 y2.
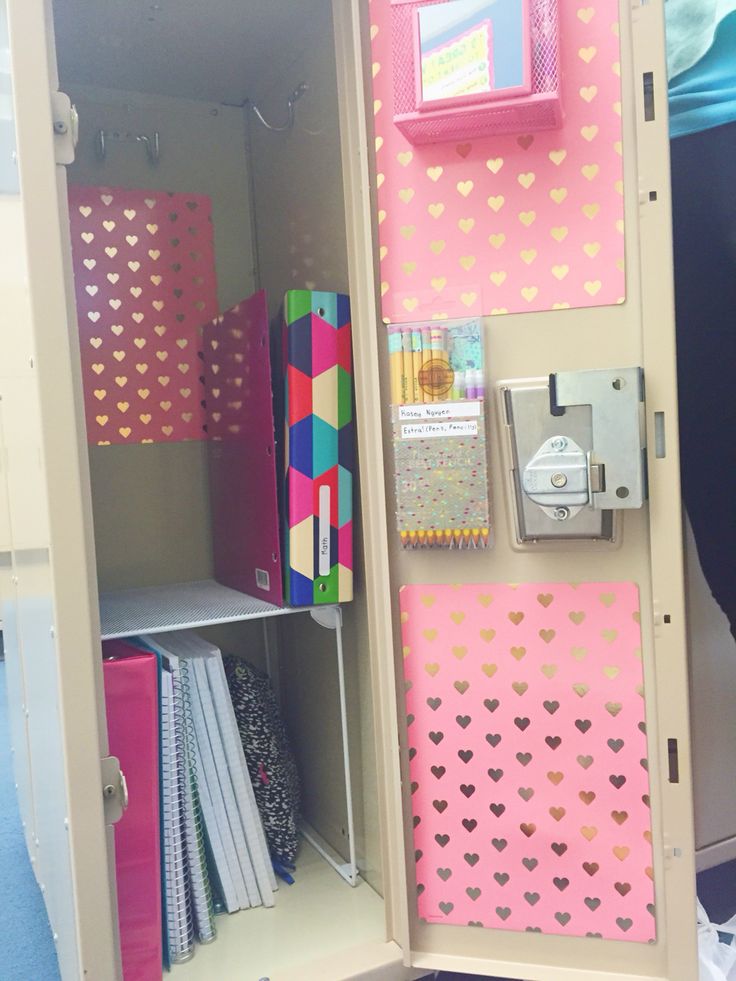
369 1 626 322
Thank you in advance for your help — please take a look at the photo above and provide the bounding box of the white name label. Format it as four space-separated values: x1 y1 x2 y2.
400 420 479 439
398 401 481 421
318 485 331 576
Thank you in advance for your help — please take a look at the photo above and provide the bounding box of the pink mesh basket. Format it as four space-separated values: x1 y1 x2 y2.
391 0 562 145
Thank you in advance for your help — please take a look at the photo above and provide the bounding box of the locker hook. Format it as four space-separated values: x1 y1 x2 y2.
93 128 161 164
136 132 160 165
251 82 309 133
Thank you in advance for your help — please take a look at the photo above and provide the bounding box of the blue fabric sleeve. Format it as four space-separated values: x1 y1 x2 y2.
669 10 736 138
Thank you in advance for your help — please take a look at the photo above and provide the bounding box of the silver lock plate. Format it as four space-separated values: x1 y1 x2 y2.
551 367 646 510
501 380 615 543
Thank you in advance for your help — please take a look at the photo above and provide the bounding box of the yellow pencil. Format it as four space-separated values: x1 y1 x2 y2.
411 329 423 404
388 327 404 405
430 327 446 403
421 326 432 403
401 328 413 403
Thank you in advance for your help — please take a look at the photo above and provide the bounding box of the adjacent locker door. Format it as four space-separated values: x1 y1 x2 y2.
334 0 699 979
1 0 121 978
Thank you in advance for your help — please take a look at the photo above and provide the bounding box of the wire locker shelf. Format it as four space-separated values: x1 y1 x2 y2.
99 579 360 887
99 579 323 640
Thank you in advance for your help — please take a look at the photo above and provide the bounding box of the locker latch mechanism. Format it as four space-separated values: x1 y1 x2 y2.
101 755 128 825
541 366 647 511
522 435 591 521
51 91 78 166
501 367 647 543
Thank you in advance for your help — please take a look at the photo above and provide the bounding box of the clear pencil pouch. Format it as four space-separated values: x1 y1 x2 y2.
388 318 491 549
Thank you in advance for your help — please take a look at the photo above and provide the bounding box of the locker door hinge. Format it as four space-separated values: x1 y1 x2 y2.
101 755 128 825
51 91 78 165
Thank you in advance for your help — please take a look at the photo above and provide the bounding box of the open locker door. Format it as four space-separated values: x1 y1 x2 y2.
334 0 700 979
1 1 121 978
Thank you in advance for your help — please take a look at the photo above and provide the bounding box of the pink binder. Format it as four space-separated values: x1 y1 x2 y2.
203 290 283 606
103 642 162 981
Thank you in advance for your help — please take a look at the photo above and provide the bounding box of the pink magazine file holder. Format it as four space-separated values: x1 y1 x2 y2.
102 643 162 981
203 290 283 607
391 0 562 145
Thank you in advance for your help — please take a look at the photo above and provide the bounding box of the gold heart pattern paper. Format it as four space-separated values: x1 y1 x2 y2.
369 1 626 322
400 582 655 941
69 185 218 445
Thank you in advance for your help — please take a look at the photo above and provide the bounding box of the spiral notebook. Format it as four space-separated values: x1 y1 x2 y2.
144 636 242 916
142 631 276 918
174 658 218 943
159 653 217 961
159 665 195 964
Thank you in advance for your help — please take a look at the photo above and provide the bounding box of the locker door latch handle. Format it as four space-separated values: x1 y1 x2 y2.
101 755 128 825
51 91 78 166
520 366 647 522
502 366 647 543
522 435 590 521
545 366 647 511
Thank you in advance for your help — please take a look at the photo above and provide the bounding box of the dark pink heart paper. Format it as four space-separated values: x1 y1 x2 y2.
68 185 218 445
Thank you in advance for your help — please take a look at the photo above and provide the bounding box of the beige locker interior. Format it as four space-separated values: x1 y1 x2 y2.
0 0 709 978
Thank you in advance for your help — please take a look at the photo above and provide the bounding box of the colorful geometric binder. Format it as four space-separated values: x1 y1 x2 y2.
282 290 353 606
400 582 656 942
102 642 163 980
203 291 283 607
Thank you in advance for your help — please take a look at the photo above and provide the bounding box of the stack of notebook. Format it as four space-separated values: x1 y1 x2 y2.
103 630 277 972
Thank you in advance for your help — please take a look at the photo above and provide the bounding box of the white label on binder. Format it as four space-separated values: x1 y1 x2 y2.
399 401 481 421
401 420 479 439
318 485 331 576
